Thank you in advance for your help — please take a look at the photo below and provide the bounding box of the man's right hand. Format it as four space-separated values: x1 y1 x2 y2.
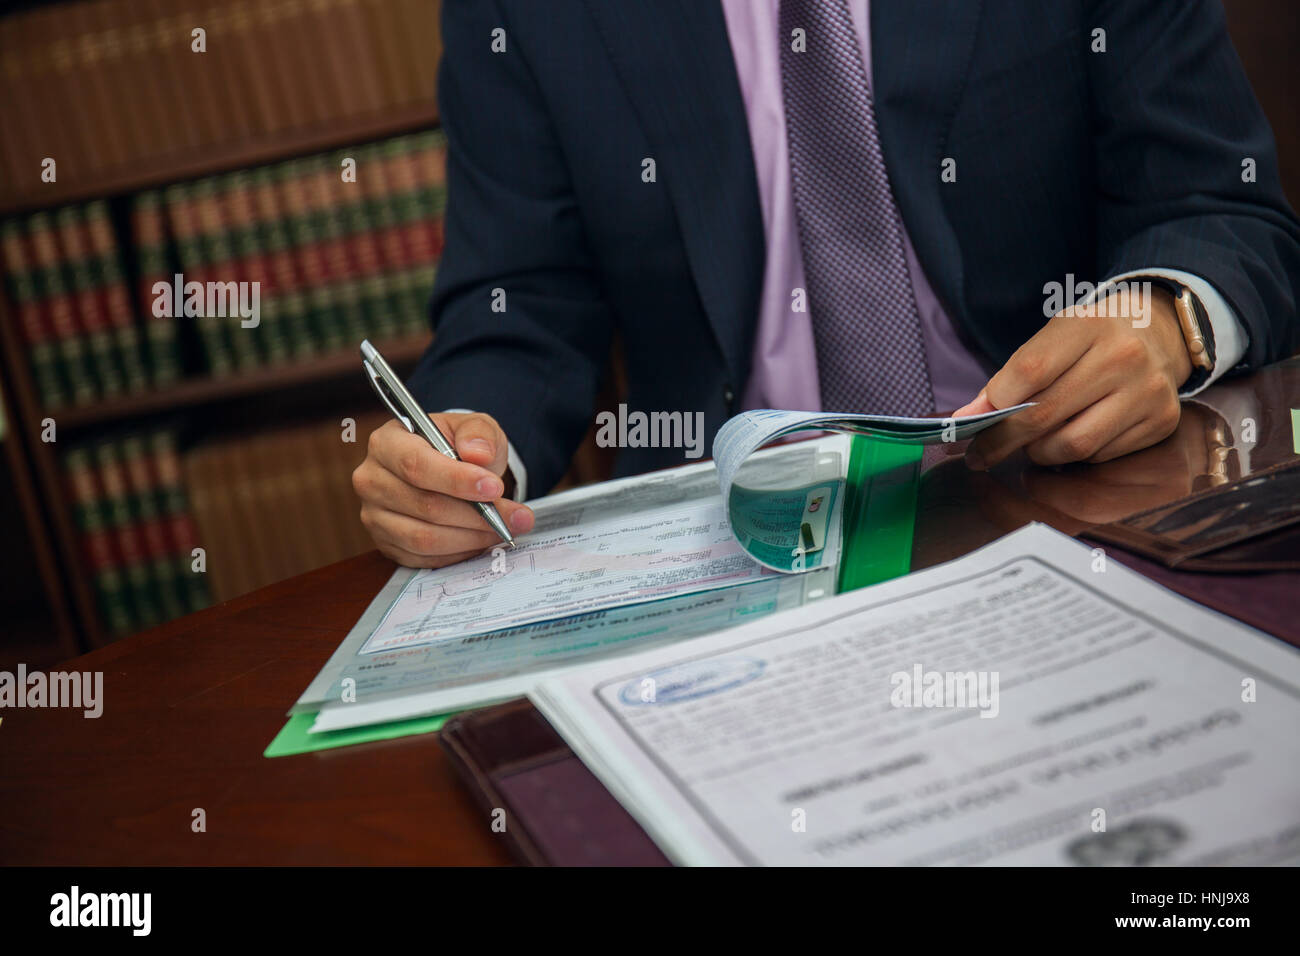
352 411 535 568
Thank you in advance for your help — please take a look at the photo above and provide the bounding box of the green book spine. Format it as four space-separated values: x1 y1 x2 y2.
222 170 290 364
251 167 316 360
410 128 448 217
149 430 211 613
120 432 187 624
360 144 423 334
27 212 98 405
55 206 126 398
132 191 183 387
1 219 67 408
94 439 164 631
277 159 347 352
337 152 398 341
386 135 435 267
410 128 447 260
402 263 438 333
193 177 260 372
64 445 135 637
84 201 149 394
165 183 233 377
387 136 438 335
304 154 368 345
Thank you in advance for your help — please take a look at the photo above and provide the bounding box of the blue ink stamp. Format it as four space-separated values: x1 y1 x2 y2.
619 657 766 706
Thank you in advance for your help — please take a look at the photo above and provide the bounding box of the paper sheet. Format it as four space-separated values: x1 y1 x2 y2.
714 406 1028 571
713 405 1030 508
297 438 847 732
308 572 825 732
532 523 1300 866
356 438 846 654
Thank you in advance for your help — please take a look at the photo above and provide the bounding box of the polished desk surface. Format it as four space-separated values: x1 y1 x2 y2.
2 359 1297 865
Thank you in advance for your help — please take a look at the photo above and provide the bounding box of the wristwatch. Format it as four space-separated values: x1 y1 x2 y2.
1140 276 1216 391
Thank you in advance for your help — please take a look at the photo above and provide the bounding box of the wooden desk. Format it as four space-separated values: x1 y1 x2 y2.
0 553 511 865
2 359 1296 865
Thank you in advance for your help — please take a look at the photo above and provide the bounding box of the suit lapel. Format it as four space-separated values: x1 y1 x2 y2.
581 0 764 383
871 0 985 327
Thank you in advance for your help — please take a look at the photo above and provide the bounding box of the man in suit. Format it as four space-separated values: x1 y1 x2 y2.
353 0 1300 568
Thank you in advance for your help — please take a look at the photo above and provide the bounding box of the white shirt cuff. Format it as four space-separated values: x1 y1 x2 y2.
1098 268 1249 398
440 408 528 502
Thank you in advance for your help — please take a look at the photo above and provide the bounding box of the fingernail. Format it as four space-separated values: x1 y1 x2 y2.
465 438 493 456
966 450 986 471
510 509 534 533
476 476 503 498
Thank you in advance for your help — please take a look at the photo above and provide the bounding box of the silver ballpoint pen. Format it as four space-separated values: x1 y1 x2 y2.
360 339 516 549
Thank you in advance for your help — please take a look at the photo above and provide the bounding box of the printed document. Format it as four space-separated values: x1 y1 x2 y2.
298 439 845 730
533 523 1300 866
357 438 845 654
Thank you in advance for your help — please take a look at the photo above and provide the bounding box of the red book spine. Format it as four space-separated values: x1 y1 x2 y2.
27 211 97 404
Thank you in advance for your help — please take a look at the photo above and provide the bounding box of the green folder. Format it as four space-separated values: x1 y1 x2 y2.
267 436 922 757
837 436 922 592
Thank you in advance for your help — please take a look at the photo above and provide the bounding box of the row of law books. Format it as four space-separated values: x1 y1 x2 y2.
2 129 445 411
0 0 438 198
64 428 211 639
64 414 385 639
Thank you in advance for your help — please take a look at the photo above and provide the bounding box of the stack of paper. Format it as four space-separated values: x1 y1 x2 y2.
532 524 1300 865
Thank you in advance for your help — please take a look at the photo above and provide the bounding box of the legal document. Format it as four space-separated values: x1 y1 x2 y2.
714 405 1028 570
296 405 1032 734
298 439 845 731
713 405 1030 509
533 523 1300 866
358 438 845 655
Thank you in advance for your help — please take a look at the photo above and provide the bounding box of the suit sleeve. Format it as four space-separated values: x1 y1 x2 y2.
1088 0 1300 370
405 0 614 494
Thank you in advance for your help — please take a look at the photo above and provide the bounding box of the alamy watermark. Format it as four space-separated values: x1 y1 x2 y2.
50 886 150 936
0 664 103 718
595 403 706 460
152 272 260 328
1043 273 1153 327
890 664 1000 719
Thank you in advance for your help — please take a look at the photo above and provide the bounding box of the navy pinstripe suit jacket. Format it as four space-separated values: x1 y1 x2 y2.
407 0 1300 494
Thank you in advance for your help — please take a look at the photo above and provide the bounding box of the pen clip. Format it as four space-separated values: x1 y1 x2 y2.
363 359 414 433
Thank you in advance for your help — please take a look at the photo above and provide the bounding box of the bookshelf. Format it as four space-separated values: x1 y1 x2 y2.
52 330 432 431
0 0 446 653
0 103 440 219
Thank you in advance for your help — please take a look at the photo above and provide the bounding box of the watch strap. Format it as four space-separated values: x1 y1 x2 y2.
1140 276 1215 391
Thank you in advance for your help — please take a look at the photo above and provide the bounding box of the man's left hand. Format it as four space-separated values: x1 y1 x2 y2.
955 286 1193 469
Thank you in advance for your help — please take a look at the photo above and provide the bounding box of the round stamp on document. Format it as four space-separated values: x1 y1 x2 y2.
619 657 766 706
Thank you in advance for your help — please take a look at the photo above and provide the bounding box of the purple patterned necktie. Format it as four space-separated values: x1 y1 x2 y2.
780 0 934 415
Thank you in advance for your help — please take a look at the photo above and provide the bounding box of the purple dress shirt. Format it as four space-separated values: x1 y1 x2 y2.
722 0 991 414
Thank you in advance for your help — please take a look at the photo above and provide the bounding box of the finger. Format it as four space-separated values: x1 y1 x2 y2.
951 390 995 418
983 313 1096 411
967 348 1117 469
361 504 503 557
369 423 504 501
1088 408 1181 463
1023 390 1135 465
355 462 535 533
441 412 509 475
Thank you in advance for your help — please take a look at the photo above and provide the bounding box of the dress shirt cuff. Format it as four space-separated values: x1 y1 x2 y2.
1096 268 1249 398
440 408 529 502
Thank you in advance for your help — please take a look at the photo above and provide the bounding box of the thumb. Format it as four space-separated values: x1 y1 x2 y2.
952 389 996 418
444 412 510 476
